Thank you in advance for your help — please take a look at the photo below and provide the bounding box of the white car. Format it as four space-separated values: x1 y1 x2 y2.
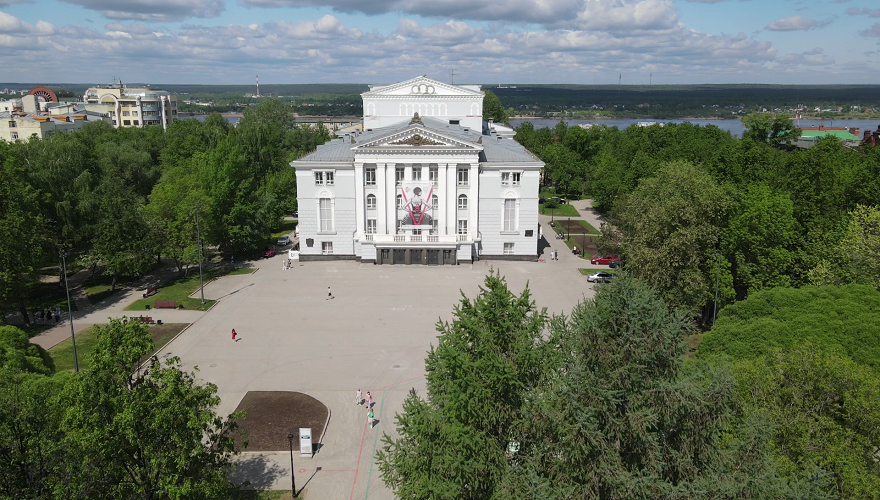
587 271 614 283
276 235 291 247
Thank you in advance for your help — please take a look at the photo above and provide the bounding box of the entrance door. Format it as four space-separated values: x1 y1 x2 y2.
427 250 439 265
393 249 406 265
411 249 423 265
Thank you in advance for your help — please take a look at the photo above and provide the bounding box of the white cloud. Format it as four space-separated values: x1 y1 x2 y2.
0 11 56 35
58 0 225 22
765 15 817 31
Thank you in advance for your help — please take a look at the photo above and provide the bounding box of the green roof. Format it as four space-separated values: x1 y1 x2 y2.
800 130 860 141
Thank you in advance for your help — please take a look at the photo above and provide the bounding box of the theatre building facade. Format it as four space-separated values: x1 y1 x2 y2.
292 76 544 264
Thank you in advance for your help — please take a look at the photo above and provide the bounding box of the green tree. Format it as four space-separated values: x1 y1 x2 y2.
734 347 880 499
498 275 804 499
741 113 800 145
833 204 880 288
0 326 52 375
377 272 548 499
722 184 799 298
613 160 733 313
483 90 509 124
58 319 242 499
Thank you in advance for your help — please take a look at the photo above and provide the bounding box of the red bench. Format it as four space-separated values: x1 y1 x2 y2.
154 300 176 309
138 316 154 324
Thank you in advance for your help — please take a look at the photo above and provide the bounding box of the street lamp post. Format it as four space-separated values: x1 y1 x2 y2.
287 432 297 498
713 252 722 325
60 251 79 372
196 206 205 305
567 217 571 241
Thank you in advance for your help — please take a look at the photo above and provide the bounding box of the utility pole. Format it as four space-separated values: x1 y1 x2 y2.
61 251 78 372
450 69 456 85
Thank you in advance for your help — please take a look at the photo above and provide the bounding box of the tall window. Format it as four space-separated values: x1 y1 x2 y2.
11 132 19 140
504 243 515 255
319 198 333 232
412 167 422 181
430 220 438 235
501 172 521 186
322 242 333 255
432 195 438 212
429 167 438 185
396 166 404 186
365 167 376 185
366 219 377 234
396 194 403 209
457 168 469 186
325 171 334 186
503 199 516 232
458 194 468 210
457 220 468 235
366 194 377 210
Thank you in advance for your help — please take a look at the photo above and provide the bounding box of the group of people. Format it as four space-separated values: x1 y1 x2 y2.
282 259 294 270
356 388 376 428
547 250 560 261
33 307 61 325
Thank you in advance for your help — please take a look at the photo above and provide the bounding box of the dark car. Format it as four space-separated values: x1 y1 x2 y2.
609 259 621 268
262 246 276 258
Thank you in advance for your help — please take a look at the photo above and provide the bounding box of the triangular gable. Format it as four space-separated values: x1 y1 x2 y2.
353 119 483 152
363 76 482 97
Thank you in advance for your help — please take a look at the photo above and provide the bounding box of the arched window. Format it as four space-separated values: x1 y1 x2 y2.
458 194 468 210
366 194 377 210
397 194 403 209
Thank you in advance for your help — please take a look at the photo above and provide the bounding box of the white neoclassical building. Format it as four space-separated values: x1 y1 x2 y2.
292 76 544 265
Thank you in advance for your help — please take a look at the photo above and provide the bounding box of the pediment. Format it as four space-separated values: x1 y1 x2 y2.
353 124 482 152
363 76 482 97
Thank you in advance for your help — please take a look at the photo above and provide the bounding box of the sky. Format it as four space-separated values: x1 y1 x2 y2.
0 0 878 85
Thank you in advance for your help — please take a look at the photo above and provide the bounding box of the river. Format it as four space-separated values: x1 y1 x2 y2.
184 114 879 139
509 118 880 138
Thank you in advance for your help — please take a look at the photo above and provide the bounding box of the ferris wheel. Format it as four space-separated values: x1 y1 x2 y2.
27 86 59 103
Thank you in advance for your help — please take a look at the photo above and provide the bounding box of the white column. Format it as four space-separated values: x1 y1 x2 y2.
354 162 365 237
469 163 479 239
377 162 387 234
438 163 447 235
446 164 456 236
387 163 397 234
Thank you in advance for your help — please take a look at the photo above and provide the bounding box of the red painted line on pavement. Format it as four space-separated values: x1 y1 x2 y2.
349 419 370 500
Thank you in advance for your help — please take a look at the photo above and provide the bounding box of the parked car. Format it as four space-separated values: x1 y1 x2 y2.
590 255 618 265
587 271 615 283
609 259 621 268
277 235 291 247
262 246 276 258
550 196 567 205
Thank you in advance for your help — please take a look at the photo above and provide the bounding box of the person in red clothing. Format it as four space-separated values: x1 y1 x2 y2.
232 328 237 341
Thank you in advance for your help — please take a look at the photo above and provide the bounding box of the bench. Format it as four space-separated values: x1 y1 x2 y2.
142 287 158 299
138 316 154 324
154 300 176 309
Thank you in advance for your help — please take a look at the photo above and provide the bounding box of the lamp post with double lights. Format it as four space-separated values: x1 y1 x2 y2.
60 251 79 372
287 432 297 498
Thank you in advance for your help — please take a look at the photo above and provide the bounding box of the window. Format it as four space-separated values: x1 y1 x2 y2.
366 194 377 210
322 242 333 255
429 167 438 185
430 220 438 235
7 121 16 127
396 166 404 186
123 120 131 126
501 172 521 186
10 132 18 140
315 171 334 186
458 194 468 210
133 121 140 126
503 199 516 232
431 195 438 211
449 119 460 125
412 167 422 181
396 194 403 209
366 219 377 234
365 167 376 185
122 111 130 116
319 198 333 232
132 111 139 117
457 220 468 235
504 243 515 255
457 168 469 186
412 228 421 235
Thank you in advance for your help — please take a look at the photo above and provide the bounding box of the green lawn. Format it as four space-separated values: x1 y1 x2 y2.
126 274 218 311
575 219 599 234
271 220 298 240
47 322 189 373
560 235 596 260
540 203 580 217
84 283 118 305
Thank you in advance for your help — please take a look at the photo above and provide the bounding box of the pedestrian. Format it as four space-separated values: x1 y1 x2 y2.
356 388 362 405
232 328 237 342
366 391 373 408
282 259 286 271
327 286 334 300
231 255 235 267
367 408 374 429
55 306 61 324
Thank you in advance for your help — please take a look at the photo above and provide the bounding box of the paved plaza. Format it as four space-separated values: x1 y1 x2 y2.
31 200 605 499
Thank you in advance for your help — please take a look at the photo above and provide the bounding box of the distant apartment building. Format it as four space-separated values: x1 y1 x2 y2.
83 85 178 129
0 107 111 142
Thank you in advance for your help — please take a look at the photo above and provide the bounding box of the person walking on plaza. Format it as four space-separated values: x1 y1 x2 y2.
356 388 362 405
232 328 237 342
327 286 334 300
54 306 61 324
368 408 374 429
366 391 373 408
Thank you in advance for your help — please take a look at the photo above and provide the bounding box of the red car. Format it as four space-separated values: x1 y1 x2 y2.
262 246 276 258
590 255 618 265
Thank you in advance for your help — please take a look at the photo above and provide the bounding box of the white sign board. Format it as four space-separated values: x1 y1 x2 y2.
299 428 312 457
288 250 300 260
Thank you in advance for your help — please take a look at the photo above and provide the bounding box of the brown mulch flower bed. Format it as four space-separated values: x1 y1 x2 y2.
233 391 329 452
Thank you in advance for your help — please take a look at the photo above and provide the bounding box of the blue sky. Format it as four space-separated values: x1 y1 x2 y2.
0 0 877 85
